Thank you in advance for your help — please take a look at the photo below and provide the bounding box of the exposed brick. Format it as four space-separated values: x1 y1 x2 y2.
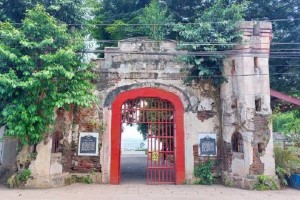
249 147 264 175
222 141 232 172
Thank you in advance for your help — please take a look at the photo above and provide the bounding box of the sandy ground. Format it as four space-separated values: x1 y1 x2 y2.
1 155 299 200
0 183 299 200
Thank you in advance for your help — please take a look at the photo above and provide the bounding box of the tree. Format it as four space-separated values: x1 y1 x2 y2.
139 0 174 41
0 0 87 25
164 0 214 23
90 0 151 42
244 0 300 94
0 5 96 145
273 109 300 143
173 0 246 85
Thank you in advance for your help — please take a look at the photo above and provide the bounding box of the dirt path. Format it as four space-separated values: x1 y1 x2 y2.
0 184 299 200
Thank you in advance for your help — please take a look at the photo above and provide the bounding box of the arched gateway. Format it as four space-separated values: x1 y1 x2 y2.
20 25 278 190
110 88 185 184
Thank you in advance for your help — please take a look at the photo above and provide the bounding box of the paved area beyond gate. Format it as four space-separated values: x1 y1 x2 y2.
121 153 147 184
0 184 299 200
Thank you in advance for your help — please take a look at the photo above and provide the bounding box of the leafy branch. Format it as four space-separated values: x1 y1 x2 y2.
0 5 96 145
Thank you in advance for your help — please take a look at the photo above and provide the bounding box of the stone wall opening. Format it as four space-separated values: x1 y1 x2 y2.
110 87 185 184
120 97 175 184
232 132 244 153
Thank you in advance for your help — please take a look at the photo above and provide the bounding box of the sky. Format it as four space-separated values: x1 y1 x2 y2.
122 124 143 142
121 124 145 150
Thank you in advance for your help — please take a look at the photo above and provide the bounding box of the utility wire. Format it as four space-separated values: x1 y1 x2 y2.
2 63 300 70
0 73 298 78
2 47 300 58
1 65 300 70
0 43 299 54
6 17 300 26
2 36 300 46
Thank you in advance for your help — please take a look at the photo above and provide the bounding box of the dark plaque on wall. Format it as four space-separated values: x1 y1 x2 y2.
78 132 99 156
200 135 216 156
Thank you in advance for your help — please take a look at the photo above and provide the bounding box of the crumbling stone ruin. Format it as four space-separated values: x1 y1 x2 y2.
5 21 277 189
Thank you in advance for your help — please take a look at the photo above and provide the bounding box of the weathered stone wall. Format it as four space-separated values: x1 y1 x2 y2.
0 126 18 184
93 38 220 183
54 105 102 174
23 22 276 189
24 104 102 188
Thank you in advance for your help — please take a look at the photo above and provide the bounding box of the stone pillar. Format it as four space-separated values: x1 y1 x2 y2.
0 126 18 183
221 22 277 189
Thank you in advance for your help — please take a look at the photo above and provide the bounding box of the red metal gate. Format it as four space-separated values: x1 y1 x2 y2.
121 97 175 184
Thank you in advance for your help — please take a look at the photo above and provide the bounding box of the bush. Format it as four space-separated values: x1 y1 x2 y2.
254 175 278 190
194 160 214 185
274 145 300 186
66 174 93 185
7 169 31 188
276 166 289 186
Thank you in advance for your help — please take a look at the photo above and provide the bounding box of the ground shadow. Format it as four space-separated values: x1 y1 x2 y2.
121 152 147 184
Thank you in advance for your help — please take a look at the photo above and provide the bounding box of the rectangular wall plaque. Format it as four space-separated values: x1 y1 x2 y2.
78 132 99 156
198 133 217 156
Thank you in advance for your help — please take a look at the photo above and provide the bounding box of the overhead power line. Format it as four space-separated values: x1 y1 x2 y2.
0 71 298 78
2 63 300 70
2 35 300 46
2 45 300 58
80 49 300 59
7 17 300 26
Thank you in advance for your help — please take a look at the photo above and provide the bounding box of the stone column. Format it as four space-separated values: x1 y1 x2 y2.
221 21 276 189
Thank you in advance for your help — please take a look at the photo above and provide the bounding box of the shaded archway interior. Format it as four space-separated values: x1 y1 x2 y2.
110 87 185 184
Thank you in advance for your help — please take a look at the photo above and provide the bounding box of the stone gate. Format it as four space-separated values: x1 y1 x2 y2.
10 21 277 189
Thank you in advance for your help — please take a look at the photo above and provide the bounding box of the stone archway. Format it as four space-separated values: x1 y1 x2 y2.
110 87 185 184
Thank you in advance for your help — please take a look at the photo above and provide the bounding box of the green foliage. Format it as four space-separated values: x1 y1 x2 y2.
0 0 88 25
274 146 300 174
7 169 31 188
133 98 174 140
66 174 93 184
105 20 128 40
276 166 289 186
223 177 234 187
274 145 300 186
194 160 214 185
29 152 38 160
139 0 174 41
173 0 246 85
90 0 151 42
254 175 278 190
89 0 300 89
83 175 93 184
163 0 206 23
273 109 300 143
89 0 246 84
19 169 31 182
0 5 96 145
137 123 148 141
244 0 300 93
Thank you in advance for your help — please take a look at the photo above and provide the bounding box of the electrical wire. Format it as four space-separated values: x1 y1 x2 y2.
2 36 300 46
7 17 300 26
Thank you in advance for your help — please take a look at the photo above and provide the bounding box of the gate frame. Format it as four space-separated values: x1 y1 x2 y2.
110 87 185 184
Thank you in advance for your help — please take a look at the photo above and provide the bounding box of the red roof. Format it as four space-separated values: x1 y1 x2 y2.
270 89 300 111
